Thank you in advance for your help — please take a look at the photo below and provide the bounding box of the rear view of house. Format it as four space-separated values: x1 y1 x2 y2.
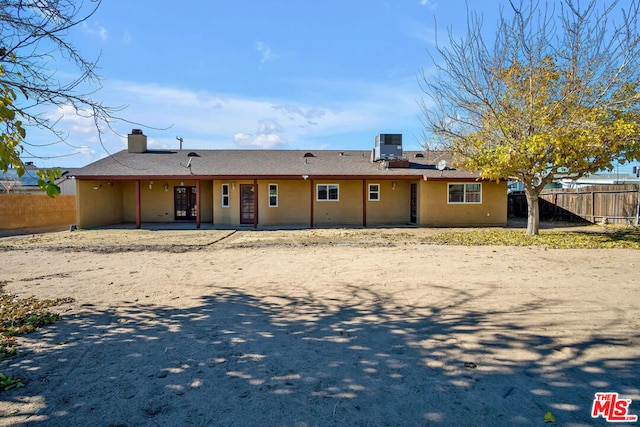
72 131 507 229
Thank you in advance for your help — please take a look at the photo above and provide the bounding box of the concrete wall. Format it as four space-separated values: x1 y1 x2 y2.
419 180 507 226
0 194 76 230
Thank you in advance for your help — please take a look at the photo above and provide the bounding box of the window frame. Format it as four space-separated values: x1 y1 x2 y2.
316 184 339 201
268 183 278 207
221 183 230 208
448 183 482 204
368 183 380 201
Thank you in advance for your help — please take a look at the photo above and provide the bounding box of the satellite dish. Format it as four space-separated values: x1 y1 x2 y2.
436 160 447 171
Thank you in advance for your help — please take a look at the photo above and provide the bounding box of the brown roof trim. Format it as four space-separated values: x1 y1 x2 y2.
422 175 489 182
74 174 430 181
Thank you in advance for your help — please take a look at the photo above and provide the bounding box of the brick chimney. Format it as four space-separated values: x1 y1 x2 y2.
128 129 147 153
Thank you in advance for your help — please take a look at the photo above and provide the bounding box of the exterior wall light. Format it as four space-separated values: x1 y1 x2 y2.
149 181 153 190
164 184 169 192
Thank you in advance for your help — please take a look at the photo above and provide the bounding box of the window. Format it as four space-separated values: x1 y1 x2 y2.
317 184 339 201
221 184 230 207
268 184 278 207
368 184 380 201
448 183 482 204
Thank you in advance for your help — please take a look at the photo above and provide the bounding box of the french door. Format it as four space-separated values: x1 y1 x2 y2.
174 186 196 220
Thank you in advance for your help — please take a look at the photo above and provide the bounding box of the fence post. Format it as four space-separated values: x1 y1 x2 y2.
636 189 640 227
591 190 595 223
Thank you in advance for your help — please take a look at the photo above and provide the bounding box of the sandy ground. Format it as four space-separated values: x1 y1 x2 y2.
0 227 638 426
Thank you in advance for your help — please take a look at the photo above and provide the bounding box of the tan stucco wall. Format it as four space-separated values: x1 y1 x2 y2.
213 180 241 225
365 180 413 225
0 194 76 230
312 179 363 226
80 180 214 227
122 181 136 222
77 180 124 228
258 180 311 226
75 178 507 229
419 180 507 226
121 180 213 223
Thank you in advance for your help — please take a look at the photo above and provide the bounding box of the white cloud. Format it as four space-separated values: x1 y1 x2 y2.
26 74 425 166
81 22 108 41
234 132 287 149
47 105 96 135
272 105 326 123
257 119 284 135
420 0 437 10
256 42 278 64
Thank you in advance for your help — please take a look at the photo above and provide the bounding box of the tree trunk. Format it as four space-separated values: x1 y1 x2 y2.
524 183 541 235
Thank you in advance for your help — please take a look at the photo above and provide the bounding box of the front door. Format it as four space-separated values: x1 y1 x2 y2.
240 184 255 224
410 183 417 223
174 186 196 220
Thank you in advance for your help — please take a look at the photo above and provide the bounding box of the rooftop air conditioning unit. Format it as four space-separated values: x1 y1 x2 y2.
374 134 402 161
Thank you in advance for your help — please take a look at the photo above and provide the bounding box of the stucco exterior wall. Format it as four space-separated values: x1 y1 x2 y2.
75 177 507 229
258 180 311 226
213 180 241 225
312 180 363 226
419 180 507 226
365 180 413 225
77 180 123 228
0 194 76 230
140 181 174 222
120 180 214 223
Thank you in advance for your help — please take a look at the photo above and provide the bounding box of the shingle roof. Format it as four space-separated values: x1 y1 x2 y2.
73 149 479 180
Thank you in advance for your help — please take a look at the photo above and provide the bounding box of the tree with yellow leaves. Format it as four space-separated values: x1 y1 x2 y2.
420 0 640 234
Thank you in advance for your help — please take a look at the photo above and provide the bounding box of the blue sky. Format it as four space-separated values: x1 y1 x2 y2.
26 0 492 168
24 0 638 175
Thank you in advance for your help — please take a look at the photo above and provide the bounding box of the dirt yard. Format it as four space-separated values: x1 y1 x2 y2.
0 227 638 426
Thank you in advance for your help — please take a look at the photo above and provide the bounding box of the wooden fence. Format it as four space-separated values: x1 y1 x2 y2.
508 185 640 225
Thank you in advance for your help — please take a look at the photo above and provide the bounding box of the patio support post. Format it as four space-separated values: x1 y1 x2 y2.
135 180 141 229
196 179 201 229
253 179 258 229
310 179 314 228
362 179 367 227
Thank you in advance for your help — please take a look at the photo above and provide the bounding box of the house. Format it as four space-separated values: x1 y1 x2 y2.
71 130 507 229
558 171 640 188
0 163 78 195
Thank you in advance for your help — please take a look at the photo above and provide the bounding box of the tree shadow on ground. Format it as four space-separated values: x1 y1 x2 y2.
2 283 638 426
